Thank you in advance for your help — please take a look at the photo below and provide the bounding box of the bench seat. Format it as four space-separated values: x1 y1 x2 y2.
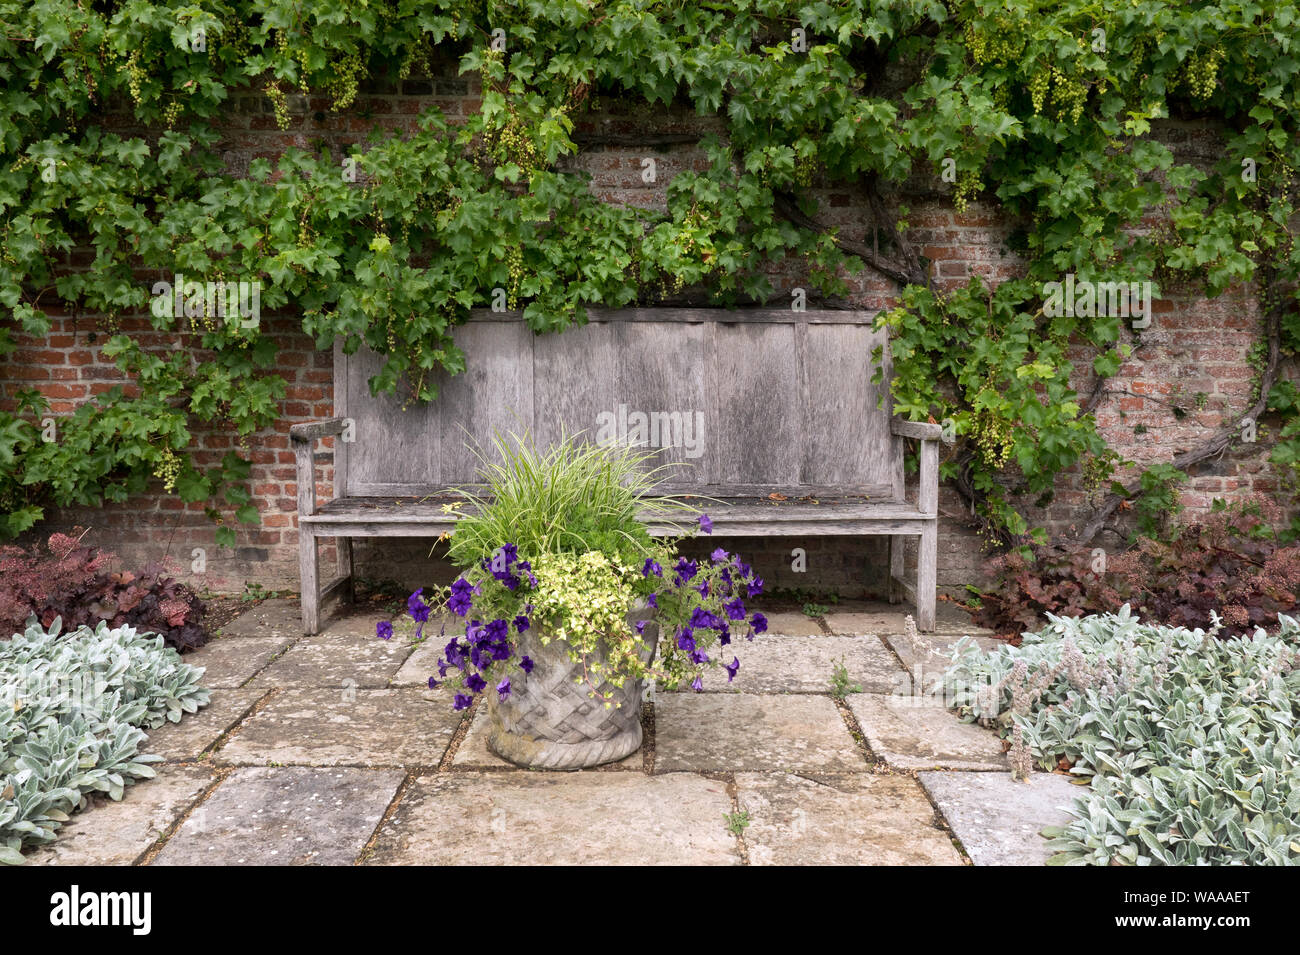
300 493 936 537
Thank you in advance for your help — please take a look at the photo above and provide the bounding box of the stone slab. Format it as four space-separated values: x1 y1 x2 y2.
26 765 218 866
365 771 739 865
920 770 1083 865
186 636 295 689
391 639 445 687
452 706 643 770
654 694 865 773
215 688 462 767
888 630 1001 695
216 598 303 637
663 633 906 695
246 632 413 689
735 772 963 866
760 611 826 636
848 693 1008 770
153 766 404 866
144 688 269 762
826 607 994 638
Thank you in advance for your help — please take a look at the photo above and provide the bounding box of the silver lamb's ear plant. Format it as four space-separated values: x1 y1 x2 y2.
944 606 1300 865
0 621 210 864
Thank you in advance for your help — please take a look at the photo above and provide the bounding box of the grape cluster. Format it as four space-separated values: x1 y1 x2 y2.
152 447 181 493
1028 68 1051 114
972 402 1014 468
494 112 540 172
1049 67 1088 123
1180 47 1224 101
964 16 1027 67
163 100 182 128
794 154 816 188
952 167 981 214
266 82 290 130
327 51 364 111
505 244 524 309
126 51 145 106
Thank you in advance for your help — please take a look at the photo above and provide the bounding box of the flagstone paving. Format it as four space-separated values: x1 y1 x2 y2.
245 631 414 689
215 687 461 767
365 772 739 865
734 773 963 866
664 633 908 695
919 770 1082 866
187 635 295 689
848 693 1009 771
27 765 219 866
154 767 405 866
23 598 1081 866
144 687 270 762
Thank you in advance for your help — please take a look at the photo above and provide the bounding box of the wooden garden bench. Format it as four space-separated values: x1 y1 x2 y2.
290 308 943 634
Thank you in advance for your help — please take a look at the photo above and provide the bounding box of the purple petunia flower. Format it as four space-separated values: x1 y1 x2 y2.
407 589 431 623
718 624 731 646
497 677 511 700
724 597 746 621
448 578 475 616
691 676 704 691
747 576 765 598
514 614 529 633
676 628 696 653
689 607 720 631
710 547 728 562
647 593 658 609
376 620 393 641
635 620 647 635
520 656 535 674
697 579 710 598
453 693 474 711
445 639 467 670
673 557 698 585
642 557 663 578
466 673 487 693
428 676 439 689
698 514 713 534
690 649 709 665
724 657 740 682
750 612 768 634
518 561 538 587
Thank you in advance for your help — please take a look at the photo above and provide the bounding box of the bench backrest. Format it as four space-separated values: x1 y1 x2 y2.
333 308 901 499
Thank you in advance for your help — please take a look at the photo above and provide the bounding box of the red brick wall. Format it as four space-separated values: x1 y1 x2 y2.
1 68 1290 601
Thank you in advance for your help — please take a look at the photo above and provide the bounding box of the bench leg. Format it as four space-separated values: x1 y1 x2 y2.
338 536 355 604
917 522 937 632
887 535 904 604
300 526 320 635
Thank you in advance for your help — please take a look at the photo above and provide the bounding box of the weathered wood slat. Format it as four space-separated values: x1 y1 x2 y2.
891 418 944 440
462 307 879 324
714 322 801 485
289 418 347 442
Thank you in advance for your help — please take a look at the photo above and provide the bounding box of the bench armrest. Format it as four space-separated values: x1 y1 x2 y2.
891 417 942 516
291 418 345 517
290 418 347 443
890 417 944 441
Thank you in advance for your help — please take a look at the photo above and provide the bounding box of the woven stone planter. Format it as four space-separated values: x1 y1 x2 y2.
486 604 659 770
